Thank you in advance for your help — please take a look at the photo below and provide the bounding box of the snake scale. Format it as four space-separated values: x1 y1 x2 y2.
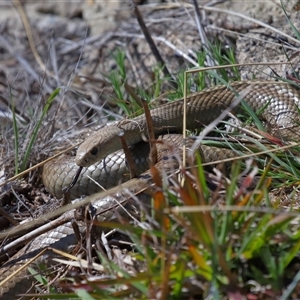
1 80 300 298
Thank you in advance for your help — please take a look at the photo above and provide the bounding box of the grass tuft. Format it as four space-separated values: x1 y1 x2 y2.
12 88 60 174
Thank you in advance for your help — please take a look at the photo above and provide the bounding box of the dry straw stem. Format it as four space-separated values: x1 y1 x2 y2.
12 0 60 81
168 205 300 218
192 0 215 67
52 257 105 272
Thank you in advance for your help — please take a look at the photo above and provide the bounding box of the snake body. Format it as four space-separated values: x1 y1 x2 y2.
1 134 219 299
76 81 300 167
1 80 300 298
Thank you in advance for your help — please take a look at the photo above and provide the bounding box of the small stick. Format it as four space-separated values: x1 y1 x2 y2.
118 132 137 179
0 207 19 226
141 99 157 165
124 82 144 108
71 221 82 243
131 1 177 88
192 0 215 67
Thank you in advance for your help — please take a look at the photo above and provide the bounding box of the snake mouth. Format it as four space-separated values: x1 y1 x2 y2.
75 154 86 167
76 146 99 167
75 153 101 168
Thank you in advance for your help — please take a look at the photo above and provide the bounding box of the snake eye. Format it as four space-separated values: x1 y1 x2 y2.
90 147 98 156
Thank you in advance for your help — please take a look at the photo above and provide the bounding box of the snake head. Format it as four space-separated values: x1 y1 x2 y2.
75 125 122 167
76 136 102 167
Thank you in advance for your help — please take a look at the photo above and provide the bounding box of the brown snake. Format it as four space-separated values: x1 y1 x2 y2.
1 80 300 299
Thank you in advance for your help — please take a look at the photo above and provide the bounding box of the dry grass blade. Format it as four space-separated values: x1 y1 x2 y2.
118 132 138 179
141 99 157 165
132 1 176 87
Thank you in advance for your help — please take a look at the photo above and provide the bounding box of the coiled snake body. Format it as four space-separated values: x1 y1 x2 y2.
75 81 300 167
1 80 300 299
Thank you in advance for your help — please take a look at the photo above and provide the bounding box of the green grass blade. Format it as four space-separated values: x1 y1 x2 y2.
20 88 60 172
10 89 19 175
280 0 300 40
